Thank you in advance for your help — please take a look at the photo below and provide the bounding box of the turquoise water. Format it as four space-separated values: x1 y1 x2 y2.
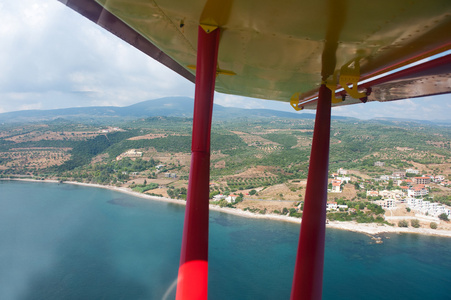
1 181 450 300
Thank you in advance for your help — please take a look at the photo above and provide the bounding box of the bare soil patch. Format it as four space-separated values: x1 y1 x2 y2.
236 199 298 213
128 133 168 140
0 149 71 169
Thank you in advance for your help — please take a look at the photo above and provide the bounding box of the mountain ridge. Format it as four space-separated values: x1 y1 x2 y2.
0 97 325 123
1 96 447 125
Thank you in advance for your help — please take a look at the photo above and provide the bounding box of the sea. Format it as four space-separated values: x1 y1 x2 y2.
1 180 450 300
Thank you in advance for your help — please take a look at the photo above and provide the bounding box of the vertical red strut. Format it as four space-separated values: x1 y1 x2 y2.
291 84 332 300
176 26 220 300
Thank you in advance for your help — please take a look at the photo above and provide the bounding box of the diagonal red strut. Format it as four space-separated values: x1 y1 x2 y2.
176 26 220 300
291 84 332 300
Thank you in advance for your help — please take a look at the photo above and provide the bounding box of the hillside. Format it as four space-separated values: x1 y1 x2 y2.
1 115 450 186
1 105 450 229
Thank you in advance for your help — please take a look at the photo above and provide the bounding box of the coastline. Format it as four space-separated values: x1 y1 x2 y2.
3 178 451 238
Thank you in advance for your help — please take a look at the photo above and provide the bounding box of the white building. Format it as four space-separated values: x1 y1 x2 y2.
225 195 237 203
337 176 351 183
366 190 379 197
326 202 338 211
376 199 396 209
436 206 451 217
407 197 422 208
326 202 348 211
379 190 391 198
405 168 420 174
379 189 404 199
407 186 428 197
414 177 431 185
392 171 406 179
331 182 341 193
116 149 143 160
407 197 451 217
337 168 348 175
420 201 431 214
434 175 445 182
213 194 226 201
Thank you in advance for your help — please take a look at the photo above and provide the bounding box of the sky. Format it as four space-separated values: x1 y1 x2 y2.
0 0 450 121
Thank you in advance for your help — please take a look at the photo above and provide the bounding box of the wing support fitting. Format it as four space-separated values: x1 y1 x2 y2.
290 92 304 111
339 58 367 100
323 58 372 104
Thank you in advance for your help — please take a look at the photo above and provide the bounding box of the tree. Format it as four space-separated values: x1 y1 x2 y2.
218 200 228 208
438 213 449 221
235 193 244 203
410 219 420 228
398 220 408 227
249 189 257 195
354 182 360 190
387 179 394 190
430 222 438 229
209 190 220 199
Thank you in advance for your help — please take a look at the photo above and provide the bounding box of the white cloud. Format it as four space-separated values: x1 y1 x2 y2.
0 0 194 113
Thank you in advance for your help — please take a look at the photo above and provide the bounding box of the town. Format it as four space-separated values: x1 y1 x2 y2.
326 166 450 226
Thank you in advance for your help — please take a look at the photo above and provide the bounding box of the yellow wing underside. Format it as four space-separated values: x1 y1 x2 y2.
66 0 451 109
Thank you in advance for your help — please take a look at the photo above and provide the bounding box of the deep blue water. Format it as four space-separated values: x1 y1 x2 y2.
1 181 450 300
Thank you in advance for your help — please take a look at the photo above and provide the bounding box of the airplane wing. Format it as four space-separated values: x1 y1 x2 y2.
58 0 451 110
60 0 451 109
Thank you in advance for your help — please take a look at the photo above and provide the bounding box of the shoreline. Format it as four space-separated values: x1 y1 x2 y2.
3 178 451 238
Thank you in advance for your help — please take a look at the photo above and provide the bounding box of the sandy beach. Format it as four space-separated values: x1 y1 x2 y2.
4 178 451 238
208 206 451 237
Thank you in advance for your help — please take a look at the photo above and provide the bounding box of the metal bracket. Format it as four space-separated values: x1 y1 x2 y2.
200 24 218 33
339 58 366 99
290 92 304 111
